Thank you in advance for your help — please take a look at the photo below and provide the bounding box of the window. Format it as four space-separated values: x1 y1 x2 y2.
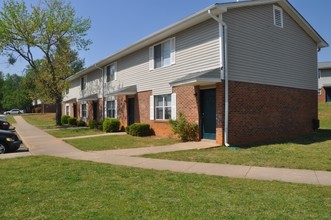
155 95 172 120
106 63 116 82
81 104 87 118
318 89 322 96
65 105 70 116
65 88 69 95
273 5 283 28
107 100 117 118
149 38 175 70
81 76 87 90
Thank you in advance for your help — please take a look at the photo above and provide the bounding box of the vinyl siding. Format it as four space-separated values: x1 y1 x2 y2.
319 69 331 88
111 19 220 95
63 70 102 102
224 4 318 90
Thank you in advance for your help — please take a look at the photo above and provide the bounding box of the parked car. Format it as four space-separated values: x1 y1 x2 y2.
0 114 7 121
0 120 15 131
0 130 22 153
4 109 23 115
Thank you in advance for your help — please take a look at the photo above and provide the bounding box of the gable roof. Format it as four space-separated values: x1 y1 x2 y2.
69 0 328 81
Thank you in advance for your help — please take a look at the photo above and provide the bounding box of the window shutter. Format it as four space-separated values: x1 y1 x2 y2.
170 38 176 65
104 100 108 118
114 62 117 80
114 99 118 118
80 104 83 118
171 93 176 120
86 103 89 120
150 95 154 120
149 46 154 70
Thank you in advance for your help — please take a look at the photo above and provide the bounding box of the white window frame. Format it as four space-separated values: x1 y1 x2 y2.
106 62 117 82
81 75 87 91
149 37 175 70
150 93 176 120
106 100 117 118
81 103 88 119
318 89 322 96
65 104 70 116
273 5 284 28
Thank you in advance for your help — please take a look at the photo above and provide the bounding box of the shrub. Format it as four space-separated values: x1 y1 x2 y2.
127 123 151 137
89 120 98 129
77 120 86 127
169 112 198 142
68 117 77 126
61 115 71 124
103 118 120 132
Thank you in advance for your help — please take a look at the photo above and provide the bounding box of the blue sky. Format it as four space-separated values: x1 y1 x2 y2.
1 0 330 75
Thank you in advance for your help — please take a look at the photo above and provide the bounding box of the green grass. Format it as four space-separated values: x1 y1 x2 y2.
144 103 331 171
319 102 331 128
65 135 180 151
22 113 57 129
5 115 16 124
145 130 331 171
0 156 330 219
47 128 104 138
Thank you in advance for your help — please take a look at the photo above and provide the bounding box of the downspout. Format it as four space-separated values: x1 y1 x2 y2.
95 64 105 120
208 9 230 146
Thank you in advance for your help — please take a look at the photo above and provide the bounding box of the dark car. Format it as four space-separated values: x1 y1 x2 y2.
0 130 22 154
0 119 15 131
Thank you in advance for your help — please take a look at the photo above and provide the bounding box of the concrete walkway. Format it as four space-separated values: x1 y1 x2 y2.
7 116 331 186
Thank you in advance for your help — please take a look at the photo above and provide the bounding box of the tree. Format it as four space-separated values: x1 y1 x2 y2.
0 71 4 111
0 74 32 111
0 0 91 125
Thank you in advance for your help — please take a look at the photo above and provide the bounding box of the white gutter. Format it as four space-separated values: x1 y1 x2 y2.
208 9 230 147
94 64 105 120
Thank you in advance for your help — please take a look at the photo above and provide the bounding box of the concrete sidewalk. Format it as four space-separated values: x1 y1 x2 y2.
11 116 331 186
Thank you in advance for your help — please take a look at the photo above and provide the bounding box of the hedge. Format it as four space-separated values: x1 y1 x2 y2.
126 123 151 137
61 115 71 124
103 118 120 132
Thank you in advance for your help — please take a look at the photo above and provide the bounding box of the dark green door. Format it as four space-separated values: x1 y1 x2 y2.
128 98 135 125
200 89 216 140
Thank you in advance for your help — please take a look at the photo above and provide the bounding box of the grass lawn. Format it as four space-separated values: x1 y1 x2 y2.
5 115 16 124
65 135 180 151
47 128 104 138
144 103 331 171
1 156 330 219
22 113 57 129
319 102 331 128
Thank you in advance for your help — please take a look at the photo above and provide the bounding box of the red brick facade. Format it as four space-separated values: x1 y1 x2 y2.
227 81 317 145
62 81 317 146
318 87 326 103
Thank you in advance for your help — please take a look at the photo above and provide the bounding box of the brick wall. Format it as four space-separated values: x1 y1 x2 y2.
228 81 317 146
117 95 128 129
318 87 326 103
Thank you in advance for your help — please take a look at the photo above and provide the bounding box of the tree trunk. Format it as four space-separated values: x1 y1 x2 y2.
55 98 62 126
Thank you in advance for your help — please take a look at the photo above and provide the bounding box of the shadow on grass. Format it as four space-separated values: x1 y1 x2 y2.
237 129 331 149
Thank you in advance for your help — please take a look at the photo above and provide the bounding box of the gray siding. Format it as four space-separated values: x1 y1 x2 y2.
113 19 220 95
319 69 331 88
225 4 318 90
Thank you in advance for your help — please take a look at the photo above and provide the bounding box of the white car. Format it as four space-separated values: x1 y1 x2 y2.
4 109 23 115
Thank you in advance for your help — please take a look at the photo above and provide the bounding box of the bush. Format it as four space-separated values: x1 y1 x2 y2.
68 117 77 126
77 120 86 127
103 118 120 132
169 112 198 142
127 123 151 137
89 120 98 129
61 115 71 124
